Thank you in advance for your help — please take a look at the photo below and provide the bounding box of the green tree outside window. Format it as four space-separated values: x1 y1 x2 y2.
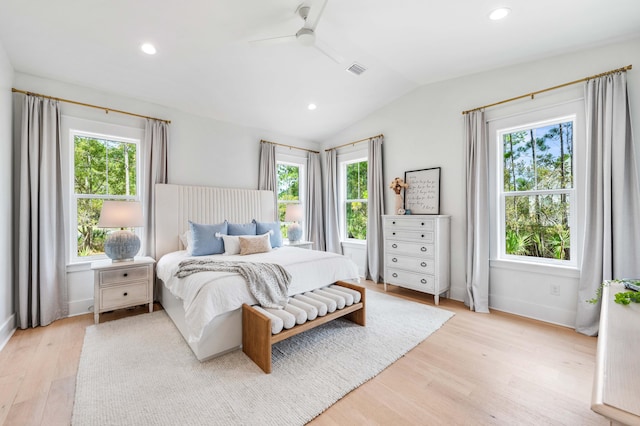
345 160 367 240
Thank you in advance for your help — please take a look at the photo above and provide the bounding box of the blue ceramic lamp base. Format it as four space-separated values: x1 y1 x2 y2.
104 230 141 262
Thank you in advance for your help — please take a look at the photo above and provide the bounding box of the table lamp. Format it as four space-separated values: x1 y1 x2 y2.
285 204 303 243
98 200 144 262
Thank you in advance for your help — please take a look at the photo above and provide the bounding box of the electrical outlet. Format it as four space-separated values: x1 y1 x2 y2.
550 283 561 296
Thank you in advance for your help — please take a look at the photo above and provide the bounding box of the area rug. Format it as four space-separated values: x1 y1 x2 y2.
72 291 454 425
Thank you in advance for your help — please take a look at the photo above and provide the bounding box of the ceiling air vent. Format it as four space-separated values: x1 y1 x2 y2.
346 62 367 76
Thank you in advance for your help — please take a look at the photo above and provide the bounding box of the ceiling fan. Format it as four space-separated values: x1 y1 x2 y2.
250 0 343 64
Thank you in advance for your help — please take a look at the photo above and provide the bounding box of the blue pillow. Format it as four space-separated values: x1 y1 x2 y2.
228 222 257 236
253 220 283 248
189 220 228 256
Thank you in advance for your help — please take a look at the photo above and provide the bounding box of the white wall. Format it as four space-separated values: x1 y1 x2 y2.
321 37 640 327
13 72 319 316
0 41 15 349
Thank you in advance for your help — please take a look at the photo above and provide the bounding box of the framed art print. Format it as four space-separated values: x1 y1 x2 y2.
404 167 441 214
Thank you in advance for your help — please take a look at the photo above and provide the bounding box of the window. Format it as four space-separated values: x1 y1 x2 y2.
71 131 140 262
277 161 304 239
342 158 368 240
497 117 575 263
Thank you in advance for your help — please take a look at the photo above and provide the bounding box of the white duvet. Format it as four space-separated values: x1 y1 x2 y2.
156 247 360 343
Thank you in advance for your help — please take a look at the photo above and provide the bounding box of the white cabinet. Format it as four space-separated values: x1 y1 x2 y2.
383 215 450 304
91 256 155 324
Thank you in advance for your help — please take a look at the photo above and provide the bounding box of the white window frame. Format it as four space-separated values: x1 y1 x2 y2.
276 152 306 239
338 152 368 242
66 118 143 264
488 100 584 271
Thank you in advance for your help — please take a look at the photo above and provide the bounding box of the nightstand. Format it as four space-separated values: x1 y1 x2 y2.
91 256 155 324
284 240 313 249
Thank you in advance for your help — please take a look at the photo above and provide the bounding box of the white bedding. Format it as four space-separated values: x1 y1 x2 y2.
157 247 359 343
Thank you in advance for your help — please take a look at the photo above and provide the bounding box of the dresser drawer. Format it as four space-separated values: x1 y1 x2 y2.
385 229 434 243
386 268 435 293
100 281 149 310
386 240 434 257
100 265 150 285
384 217 435 231
386 255 435 274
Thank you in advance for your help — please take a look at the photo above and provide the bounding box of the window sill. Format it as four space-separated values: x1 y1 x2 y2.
490 258 580 278
341 240 366 248
66 262 93 273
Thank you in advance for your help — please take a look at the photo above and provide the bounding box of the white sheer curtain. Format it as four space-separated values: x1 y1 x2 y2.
576 71 640 335
365 136 384 282
324 150 342 254
15 95 67 328
305 152 325 250
464 110 490 313
142 119 168 260
258 141 277 217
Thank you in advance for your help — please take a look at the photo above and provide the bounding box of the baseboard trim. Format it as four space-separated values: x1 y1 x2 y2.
0 313 16 352
68 298 94 317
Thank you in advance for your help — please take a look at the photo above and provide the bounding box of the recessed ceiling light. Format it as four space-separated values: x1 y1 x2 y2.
141 43 157 55
307 103 317 111
489 7 511 20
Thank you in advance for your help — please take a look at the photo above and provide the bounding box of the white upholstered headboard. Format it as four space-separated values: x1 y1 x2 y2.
154 184 276 260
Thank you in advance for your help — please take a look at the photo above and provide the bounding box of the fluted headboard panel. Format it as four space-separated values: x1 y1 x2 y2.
155 184 276 259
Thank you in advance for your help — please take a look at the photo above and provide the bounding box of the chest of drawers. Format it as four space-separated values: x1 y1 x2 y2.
383 215 450 304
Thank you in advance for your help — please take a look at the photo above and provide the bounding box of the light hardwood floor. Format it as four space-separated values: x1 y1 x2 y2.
0 283 607 425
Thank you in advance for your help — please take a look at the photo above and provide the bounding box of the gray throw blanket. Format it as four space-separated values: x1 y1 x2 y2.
175 260 291 309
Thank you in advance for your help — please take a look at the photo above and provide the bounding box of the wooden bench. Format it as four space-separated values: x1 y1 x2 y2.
242 280 366 373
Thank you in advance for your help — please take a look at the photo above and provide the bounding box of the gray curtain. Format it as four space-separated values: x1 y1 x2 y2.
15 95 67 328
305 152 325 250
324 149 342 254
365 136 384 282
258 141 277 217
142 119 168 259
576 71 640 335
464 110 490 313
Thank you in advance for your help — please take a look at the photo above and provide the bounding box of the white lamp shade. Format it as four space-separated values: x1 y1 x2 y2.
285 204 303 222
98 201 144 228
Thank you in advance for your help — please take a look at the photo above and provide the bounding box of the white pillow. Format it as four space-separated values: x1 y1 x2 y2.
221 235 241 255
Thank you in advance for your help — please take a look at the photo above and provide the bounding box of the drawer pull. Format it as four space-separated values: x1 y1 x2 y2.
393 232 396 235
392 243 398 248
392 258 398 262
421 222 425 226
421 262 427 267
421 234 425 238
421 247 427 252
421 279 427 284
392 273 398 278
123 273 128 277
392 221 396 225
123 292 128 296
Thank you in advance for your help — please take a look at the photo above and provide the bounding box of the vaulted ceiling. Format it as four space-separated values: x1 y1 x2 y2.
1 0 639 140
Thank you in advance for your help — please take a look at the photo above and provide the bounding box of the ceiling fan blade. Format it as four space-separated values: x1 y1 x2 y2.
303 0 328 31
314 40 344 64
249 34 297 46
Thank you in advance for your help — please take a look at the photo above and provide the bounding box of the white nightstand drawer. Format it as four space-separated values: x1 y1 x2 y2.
100 265 149 285
100 281 149 310
386 256 435 274
386 268 435 292
386 240 434 257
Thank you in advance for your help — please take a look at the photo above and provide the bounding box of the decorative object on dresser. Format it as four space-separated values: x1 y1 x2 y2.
383 215 450 304
285 203 303 243
91 256 155 324
97 200 144 262
404 167 441 214
389 176 409 214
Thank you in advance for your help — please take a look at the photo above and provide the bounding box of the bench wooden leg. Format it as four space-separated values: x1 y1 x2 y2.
242 304 272 373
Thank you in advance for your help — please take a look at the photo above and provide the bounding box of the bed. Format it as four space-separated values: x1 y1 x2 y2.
154 183 362 362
